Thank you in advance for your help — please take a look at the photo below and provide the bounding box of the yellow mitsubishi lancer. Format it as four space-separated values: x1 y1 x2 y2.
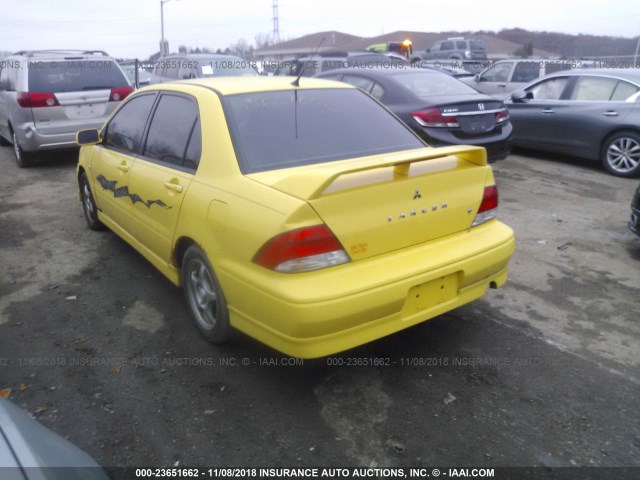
76 76 514 358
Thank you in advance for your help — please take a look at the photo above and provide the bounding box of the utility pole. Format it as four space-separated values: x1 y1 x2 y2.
272 0 280 44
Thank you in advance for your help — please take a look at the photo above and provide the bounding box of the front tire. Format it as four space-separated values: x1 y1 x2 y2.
12 132 34 168
79 172 104 230
602 131 640 178
182 245 234 343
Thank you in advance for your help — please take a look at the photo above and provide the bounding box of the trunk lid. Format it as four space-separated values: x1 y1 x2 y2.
439 98 504 134
249 146 491 261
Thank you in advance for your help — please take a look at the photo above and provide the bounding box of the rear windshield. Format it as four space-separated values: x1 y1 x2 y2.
392 71 479 98
28 60 128 92
223 88 424 173
469 41 486 50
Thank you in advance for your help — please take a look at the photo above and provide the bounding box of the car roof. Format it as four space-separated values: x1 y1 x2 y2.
542 68 640 84
317 67 445 78
138 76 354 95
159 53 241 60
10 49 112 59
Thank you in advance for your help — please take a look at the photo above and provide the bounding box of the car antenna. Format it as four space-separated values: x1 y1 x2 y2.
291 36 326 87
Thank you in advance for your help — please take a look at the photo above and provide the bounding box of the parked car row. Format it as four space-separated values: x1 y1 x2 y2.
1 49 639 178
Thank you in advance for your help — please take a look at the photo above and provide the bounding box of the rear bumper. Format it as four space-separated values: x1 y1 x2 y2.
418 124 513 162
14 120 107 152
217 221 515 358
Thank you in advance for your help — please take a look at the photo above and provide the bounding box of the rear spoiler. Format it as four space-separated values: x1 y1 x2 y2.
249 145 487 201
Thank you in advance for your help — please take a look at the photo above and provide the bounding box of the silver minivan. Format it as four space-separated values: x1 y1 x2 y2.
462 58 595 99
0 50 132 167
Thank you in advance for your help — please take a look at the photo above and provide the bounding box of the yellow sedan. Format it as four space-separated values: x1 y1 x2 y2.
76 77 514 358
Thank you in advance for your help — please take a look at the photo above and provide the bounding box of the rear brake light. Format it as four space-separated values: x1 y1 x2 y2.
253 224 350 273
496 107 510 124
411 108 458 128
17 92 60 108
109 87 133 102
472 185 498 227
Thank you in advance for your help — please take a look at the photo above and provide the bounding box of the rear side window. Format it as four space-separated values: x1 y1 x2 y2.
0 62 20 90
28 60 128 92
223 88 424 173
143 94 200 169
104 94 156 154
570 76 638 101
394 72 479 97
611 81 639 101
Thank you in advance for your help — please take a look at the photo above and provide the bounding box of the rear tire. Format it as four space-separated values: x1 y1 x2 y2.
182 245 234 343
12 132 34 168
601 131 640 178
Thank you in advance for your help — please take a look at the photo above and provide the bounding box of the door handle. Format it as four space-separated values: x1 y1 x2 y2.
541 109 555 114
117 163 129 172
602 111 619 117
497 84 506 88
164 182 183 193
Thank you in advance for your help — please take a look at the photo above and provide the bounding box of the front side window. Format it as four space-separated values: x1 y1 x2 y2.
104 94 156 154
441 41 454 51
480 62 513 83
527 77 569 101
143 94 200 169
223 88 423 174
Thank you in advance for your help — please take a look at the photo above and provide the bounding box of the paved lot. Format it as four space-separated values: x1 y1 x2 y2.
0 145 639 472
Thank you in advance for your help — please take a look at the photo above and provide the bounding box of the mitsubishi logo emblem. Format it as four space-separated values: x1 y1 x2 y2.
413 189 422 200
478 103 485 111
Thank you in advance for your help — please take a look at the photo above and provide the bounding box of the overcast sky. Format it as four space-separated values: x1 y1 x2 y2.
1 0 639 59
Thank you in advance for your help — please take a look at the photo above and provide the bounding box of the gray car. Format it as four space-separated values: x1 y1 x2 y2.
148 53 258 83
413 38 488 62
0 398 109 479
463 58 595 99
506 68 640 177
0 50 132 167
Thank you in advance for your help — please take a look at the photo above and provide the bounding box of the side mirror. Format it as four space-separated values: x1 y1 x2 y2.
76 129 101 146
511 90 532 103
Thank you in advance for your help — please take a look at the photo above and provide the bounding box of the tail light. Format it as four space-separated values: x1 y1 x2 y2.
496 107 510 124
109 87 133 102
17 92 60 108
411 108 459 128
472 185 498 227
253 224 349 273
